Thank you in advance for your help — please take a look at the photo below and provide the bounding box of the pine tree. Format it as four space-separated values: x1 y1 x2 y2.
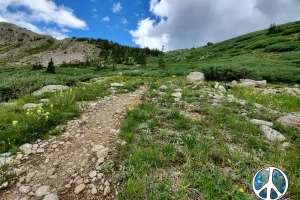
46 58 55 73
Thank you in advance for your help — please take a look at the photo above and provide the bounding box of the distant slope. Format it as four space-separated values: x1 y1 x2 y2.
0 22 100 67
160 21 300 83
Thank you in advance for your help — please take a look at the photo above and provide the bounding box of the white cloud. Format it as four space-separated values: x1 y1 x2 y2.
112 2 122 13
93 14 98 19
0 0 88 39
90 0 96 2
121 17 128 24
130 0 300 51
92 9 97 12
102 16 110 22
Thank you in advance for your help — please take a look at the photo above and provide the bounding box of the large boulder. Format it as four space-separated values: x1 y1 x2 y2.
187 72 205 85
33 85 69 96
239 79 267 88
277 113 300 130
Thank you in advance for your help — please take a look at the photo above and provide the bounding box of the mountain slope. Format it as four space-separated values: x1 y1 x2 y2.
0 22 100 66
160 21 300 83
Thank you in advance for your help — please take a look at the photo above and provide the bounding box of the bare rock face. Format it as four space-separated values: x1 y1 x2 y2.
23 103 43 110
187 72 205 85
33 85 69 96
277 113 300 130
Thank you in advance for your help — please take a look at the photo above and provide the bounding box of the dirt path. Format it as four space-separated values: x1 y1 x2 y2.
0 87 146 200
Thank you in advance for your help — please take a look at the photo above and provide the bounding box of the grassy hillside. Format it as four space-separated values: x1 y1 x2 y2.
156 21 300 83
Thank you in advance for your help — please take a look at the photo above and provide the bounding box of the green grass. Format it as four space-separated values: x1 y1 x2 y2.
115 78 300 199
0 76 147 153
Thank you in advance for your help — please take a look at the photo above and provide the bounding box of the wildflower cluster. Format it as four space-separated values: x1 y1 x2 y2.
25 106 51 121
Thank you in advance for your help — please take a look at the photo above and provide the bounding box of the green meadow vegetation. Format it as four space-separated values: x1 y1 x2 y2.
115 78 300 199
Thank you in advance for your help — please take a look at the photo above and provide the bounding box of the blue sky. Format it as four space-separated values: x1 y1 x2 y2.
59 0 151 47
1 0 300 51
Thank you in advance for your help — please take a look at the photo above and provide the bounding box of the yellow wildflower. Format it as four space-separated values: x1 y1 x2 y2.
26 112 30 116
60 90 63 95
33 105 36 109
12 120 18 126
239 188 244 193
46 112 50 116
70 88 73 92
27 109 30 112
37 110 41 114
46 116 49 120
115 115 119 118
50 104 54 109
180 112 182 115
228 159 232 164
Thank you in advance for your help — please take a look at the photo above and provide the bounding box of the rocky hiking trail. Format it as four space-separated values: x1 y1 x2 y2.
0 86 147 200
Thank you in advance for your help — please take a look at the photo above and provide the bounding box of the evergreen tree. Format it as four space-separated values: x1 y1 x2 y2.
46 58 55 73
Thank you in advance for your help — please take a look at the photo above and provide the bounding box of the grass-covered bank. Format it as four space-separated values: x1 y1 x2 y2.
115 78 300 199
0 76 148 153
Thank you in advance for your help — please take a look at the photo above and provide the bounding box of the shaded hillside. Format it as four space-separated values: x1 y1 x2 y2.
157 21 300 83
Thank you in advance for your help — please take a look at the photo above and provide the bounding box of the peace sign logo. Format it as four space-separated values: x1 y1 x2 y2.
252 167 288 200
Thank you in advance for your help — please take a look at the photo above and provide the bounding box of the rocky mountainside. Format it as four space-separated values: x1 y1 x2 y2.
0 22 100 67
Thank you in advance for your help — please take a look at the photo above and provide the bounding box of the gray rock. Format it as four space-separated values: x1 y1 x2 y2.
218 85 226 92
277 113 300 130
214 82 220 89
104 186 111 196
35 186 50 197
0 154 12 166
238 82 256 88
96 148 109 158
118 72 123 76
282 142 291 148
186 72 205 85
74 184 86 194
43 193 59 200
260 125 285 142
23 103 43 110
91 186 97 194
20 143 33 155
19 185 31 194
89 171 97 178
33 85 69 96
239 79 267 88
158 85 168 91
250 119 273 127
231 80 238 86
110 83 124 87
171 92 182 99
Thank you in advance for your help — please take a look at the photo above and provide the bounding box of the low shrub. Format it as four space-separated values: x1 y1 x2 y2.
202 66 256 81
264 42 298 52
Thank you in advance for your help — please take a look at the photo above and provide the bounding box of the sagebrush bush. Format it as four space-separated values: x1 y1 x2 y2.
202 66 256 81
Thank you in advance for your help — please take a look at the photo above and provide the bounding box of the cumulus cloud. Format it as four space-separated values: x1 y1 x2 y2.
121 17 128 24
130 0 300 51
102 16 110 22
112 2 122 13
0 0 88 39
